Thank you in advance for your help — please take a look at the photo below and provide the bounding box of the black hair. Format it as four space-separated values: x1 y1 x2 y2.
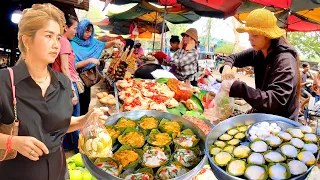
86 24 93 31
170 35 180 43
302 62 309 68
124 39 134 51
134 43 141 49
65 14 78 28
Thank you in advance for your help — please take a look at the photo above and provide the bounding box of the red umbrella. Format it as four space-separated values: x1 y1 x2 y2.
236 0 320 32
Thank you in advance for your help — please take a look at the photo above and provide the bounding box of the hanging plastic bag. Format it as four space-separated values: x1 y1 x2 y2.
79 111 113 158
132 24 139 36
213 90 234 120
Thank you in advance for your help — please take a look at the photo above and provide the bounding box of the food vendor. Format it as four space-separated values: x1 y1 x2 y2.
0 4 108 179
168 28 199 86
220 9 300 121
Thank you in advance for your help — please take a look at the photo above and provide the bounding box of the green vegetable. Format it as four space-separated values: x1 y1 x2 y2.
167 103 187 116
156 78 169 84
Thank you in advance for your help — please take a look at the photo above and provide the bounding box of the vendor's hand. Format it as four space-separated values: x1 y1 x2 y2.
186 39 196 51
221 79 236 94
84 107 109 125
222 65 237 80
11 136 49 161
113 39 124 51
90 58 100 65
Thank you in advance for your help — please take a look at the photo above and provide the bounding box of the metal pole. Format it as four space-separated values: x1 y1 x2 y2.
153 13 158 51
160 2 167 51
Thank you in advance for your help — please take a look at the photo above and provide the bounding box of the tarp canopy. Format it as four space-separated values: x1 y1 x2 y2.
101 18 169 35
106 1 200 24
109 0 245 18
235 0 320 32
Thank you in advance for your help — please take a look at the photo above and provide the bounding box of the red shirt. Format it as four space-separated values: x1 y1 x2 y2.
53 36 79 82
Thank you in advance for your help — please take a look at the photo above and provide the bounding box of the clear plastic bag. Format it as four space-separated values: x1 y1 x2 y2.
213 91 234 121
79 111 113 158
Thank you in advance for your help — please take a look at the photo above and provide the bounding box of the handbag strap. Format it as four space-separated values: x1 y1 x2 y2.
7 68 18 122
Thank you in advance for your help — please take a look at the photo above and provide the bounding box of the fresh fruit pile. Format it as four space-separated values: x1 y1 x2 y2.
209 123 319 180
66 153 96 180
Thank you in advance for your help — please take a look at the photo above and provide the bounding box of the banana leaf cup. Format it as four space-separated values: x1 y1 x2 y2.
118 127 146 148
147 129 172 147
173 129 200 149
113 145 143 170
94 157 122 177
267 163 291 179
173 147 201 168
114 116 137 131
120 167 155 180
142 145 171 168
156 163 189 180
159 118 182 138
138 116 160 133
105 125 122 145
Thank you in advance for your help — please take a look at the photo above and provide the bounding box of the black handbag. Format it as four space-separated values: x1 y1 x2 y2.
79 66 103 88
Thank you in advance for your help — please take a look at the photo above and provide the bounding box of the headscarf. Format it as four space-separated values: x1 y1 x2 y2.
71 19 106 71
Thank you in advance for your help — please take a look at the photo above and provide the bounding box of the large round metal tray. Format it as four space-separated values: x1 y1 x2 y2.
82 110 212 180
205 113 319 180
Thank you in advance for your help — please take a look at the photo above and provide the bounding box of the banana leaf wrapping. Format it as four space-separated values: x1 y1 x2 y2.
105 125 122 145
142 145 171 168
244 164 268 180
297 150 317 166
118 127 146 148
120 167 155 180
209 145 222 156
264 135 283 148
263 150 287 163
156 163 188 180
115 117 137 131
113 145 143 170
268 163 291 179
173 129 200 148
147 129 172 147
226 159 246 177
212 151 233 167
173 147 200 168
94 157 122 177
159 118 182 138
279 143 299 158
138 116 160 133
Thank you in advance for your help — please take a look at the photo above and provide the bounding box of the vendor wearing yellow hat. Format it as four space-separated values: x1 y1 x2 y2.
168 28 199 86
221 8 300 121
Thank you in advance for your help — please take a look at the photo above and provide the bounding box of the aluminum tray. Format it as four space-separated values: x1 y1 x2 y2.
82 110 213 180
205 113 319 180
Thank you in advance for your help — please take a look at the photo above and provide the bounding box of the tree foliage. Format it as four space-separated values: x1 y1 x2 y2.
166 22 188 37
287 32 320 60
214 43 234 55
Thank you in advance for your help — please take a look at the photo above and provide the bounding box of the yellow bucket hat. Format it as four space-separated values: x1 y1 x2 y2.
236 8 285 39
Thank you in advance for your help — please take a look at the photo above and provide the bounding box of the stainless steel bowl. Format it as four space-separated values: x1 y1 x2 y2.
82 110 213 180
205 113 319 180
